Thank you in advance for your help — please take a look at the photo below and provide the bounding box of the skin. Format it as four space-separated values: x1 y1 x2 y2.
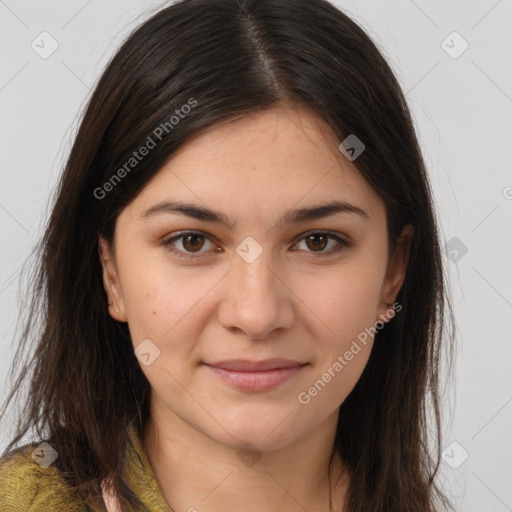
99 104 413 512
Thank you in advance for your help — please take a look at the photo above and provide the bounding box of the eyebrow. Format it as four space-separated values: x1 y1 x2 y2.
140 199 370 228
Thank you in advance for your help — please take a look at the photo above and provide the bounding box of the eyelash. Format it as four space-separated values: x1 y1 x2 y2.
162 230 351 259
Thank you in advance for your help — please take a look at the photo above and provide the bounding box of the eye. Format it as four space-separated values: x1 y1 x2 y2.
292 230 351 257
162 230 350 259
162 231 218 259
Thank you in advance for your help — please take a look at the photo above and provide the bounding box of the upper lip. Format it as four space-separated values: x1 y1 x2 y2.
204 358 306 372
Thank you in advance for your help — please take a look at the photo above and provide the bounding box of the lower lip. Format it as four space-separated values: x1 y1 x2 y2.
204 364 306 391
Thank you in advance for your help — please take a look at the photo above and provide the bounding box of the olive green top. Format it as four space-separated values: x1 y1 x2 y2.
0 425 173 511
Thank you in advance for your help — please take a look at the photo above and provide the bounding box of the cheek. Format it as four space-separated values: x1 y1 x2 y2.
292 258 385 410
119 256 225 383
122 273 198 346
295 266 383 414
298 259 385 348
121 271 202 397
117 241 200 335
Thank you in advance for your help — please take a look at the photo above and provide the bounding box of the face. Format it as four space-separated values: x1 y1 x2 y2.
99 104 412 452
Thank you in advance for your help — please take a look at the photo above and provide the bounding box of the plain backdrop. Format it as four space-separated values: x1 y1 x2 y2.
0 1 511 511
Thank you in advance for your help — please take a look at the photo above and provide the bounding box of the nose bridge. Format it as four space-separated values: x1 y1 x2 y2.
234 246 280 312
234 233 277 292
237 248 275 294
218 241 295 339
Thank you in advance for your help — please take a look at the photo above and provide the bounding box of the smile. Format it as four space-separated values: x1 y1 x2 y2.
202 362 308 392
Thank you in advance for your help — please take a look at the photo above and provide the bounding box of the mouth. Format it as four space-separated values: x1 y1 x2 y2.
202 359 308 392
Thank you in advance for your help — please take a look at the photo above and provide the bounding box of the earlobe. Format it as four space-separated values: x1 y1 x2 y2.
377 224 414 322
98 236 127 322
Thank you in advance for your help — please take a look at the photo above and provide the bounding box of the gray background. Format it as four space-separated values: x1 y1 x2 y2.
1 1 511 510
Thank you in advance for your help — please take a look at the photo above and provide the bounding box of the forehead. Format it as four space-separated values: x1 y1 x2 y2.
125 105 385 227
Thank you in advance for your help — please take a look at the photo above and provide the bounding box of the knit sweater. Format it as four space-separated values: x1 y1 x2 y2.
0 425 173 511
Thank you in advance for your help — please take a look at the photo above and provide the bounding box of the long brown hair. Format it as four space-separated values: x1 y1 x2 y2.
1 0 455 510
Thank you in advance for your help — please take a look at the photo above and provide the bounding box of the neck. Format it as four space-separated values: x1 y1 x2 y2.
142 406 349 512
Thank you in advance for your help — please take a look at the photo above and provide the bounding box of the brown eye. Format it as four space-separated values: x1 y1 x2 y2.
294 231 351 256
162 231 216 258
181 234 205 252
304 233 329 251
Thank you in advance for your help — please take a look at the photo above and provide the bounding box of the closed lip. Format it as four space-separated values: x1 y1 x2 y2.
204 358 307 372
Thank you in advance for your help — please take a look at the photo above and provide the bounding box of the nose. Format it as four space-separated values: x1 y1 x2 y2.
217 250 295 341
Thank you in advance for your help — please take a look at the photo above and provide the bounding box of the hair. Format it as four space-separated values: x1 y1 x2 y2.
1 0 455 510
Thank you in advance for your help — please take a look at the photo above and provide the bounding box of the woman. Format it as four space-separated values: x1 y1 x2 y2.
0 0 455 510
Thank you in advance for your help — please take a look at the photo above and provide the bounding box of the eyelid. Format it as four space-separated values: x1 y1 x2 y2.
162 229 351 259
291 230 351 256
162 230 219 259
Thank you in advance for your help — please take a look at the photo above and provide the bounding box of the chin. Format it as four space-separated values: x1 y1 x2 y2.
208 412 303 453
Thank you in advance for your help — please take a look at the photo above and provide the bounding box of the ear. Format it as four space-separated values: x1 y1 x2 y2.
98 235 127 322
376 224 414 323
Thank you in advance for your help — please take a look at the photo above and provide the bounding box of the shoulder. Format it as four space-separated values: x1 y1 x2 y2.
0 442 86 512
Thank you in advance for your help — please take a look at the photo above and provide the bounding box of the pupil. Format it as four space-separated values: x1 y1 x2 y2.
181 234 328 253
184 235 203 252
307 234 327 251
